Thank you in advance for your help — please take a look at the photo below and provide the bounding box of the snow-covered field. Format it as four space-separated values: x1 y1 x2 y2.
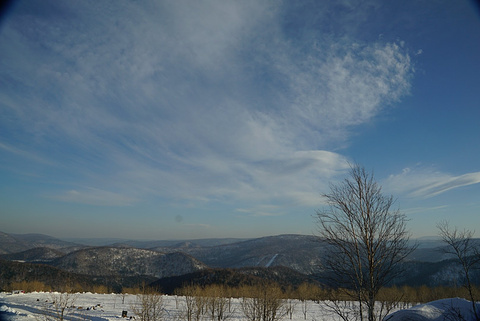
0 292 333 321
1 292 479 321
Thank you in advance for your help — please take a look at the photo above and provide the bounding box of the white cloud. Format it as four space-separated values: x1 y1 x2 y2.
236 205 286 217
0 1 415 207
385 166 480 198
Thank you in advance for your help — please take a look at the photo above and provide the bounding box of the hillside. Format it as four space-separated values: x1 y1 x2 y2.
50 246 207 278
0 258 156 292
0 232 83 254
151 234 328 274
0 232 28 254
0 247 65 263
152 266 321 294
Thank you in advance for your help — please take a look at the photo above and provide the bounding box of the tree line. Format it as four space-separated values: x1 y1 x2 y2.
8 280 479 303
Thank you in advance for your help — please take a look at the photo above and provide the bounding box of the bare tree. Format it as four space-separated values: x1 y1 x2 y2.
240 283 288 321
37 291 78 321
204 285 235 321
176 285 206 321
315 164 415 321
285 298 296 320
296 283 318 320
131 289 165 321
437 221 480 321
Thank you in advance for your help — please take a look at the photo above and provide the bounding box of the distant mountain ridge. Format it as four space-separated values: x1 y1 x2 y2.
151 234 328 275
0 231 82 254
0 247 64 262
62 237 250 248
1 230 477 290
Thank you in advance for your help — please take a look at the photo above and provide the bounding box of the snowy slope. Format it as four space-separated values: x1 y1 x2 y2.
385 298 480 321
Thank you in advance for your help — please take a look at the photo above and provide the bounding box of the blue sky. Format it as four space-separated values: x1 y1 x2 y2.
1 0 479 240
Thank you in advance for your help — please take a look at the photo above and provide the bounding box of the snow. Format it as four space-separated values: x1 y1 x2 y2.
265 254 278 267
0 292 331 321
0 292 478 321
384 298 480 321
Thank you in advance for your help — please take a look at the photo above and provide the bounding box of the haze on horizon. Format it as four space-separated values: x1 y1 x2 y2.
1 0 479 240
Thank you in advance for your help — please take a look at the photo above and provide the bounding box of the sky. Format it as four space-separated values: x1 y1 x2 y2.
1 0 479 241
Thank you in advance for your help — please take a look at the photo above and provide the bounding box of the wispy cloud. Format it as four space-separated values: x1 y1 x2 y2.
403 205 448 215
184 223 211 229
236 205 286 217
0 1 415 208
48 187 137 207
0 141 54 166
385 167 480 198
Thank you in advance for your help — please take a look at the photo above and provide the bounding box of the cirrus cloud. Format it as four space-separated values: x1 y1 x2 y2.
0 0 415 207
385 167 480 198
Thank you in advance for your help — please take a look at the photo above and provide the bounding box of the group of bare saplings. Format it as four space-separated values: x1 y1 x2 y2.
10 281 480 321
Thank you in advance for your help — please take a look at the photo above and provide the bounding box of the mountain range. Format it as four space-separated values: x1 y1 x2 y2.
0 231 83 254
0 231 476 292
